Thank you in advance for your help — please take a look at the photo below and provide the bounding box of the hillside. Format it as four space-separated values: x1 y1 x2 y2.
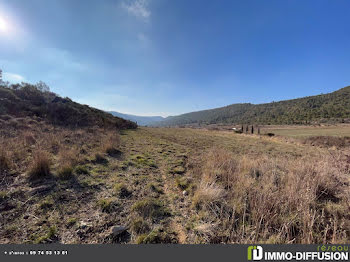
109 111 164 126
154 86 350 126
0 83 137 129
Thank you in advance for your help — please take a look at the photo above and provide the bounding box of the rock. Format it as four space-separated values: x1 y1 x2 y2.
79 221 92 229
182 190 188 196
112 226 127 237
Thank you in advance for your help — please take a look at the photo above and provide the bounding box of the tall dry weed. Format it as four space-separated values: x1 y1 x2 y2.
27 150 51 180
191 148 349 244
101 131 121 155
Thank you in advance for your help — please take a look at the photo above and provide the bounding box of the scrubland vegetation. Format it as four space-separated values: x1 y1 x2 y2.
1 118 350 243
191 148 349 243
1 83 350 244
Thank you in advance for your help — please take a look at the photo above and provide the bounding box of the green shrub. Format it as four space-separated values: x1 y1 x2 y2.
66 218 77 228
0 191 8 201
33 226 57 244
131 155 157 168
114 183 131 198
131 199 171 219
39 199 54 210
75 165 89 175
148 183 163 194
94 153 108 164
138 228 173 244
175 177 192 190
98 198 118 213
136 234 147 244
172 166 185 174
131 218 150 234
57 165 74 180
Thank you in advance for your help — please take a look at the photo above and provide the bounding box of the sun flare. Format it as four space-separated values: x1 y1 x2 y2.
0 16 8 32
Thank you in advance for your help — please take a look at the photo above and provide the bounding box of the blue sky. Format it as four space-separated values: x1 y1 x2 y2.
0 0 349 117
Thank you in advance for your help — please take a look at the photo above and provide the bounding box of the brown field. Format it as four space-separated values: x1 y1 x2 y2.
1 119 350 244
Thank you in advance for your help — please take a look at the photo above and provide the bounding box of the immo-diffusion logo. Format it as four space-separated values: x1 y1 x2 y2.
247 246 263 261
247 245 349 261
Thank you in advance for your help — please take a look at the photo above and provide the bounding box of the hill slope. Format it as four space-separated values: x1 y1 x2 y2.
0 84 137 129
109 111 164 126
154 86 350 126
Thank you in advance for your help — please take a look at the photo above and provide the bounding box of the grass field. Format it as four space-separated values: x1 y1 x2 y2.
1 122 350 244
262 124 350 137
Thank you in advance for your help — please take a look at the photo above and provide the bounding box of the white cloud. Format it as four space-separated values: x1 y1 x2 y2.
3 72 26 83
122 0 151 21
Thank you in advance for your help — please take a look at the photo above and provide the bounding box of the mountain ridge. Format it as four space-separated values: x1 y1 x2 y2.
153 86 350 126
109 111 164 126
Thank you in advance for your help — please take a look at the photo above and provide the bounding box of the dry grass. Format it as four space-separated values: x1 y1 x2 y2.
58 147 80 167
191 147 350 243
0 148 10 174
57 165 74 180
302 136 350 148
101 131 121 156
27 150 51 180
2 123 350 244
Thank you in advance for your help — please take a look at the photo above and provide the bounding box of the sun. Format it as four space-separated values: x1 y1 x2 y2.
0 16 8 32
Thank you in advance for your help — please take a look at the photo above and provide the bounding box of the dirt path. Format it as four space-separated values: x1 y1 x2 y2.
121 128 191 243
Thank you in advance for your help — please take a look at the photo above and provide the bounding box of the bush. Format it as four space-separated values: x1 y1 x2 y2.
58 148 79 167
75 165 89 175
66 218 77 228
137 228 174 244
39 198 54 210
102 132 121 156
33 226 57 244
131 218 150 234
57 165 74 180
136 234 147 244
97 198 118 213
0 148 10 173
94 153 108 164
0 191 8 201
175 177 191 191
27 151 51 180
148 183 163 194
131 199 171 219
114 183 131 198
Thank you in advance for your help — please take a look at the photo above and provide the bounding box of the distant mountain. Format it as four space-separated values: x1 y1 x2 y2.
0 84 137 129
109 111 164 126
153 86 350 126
